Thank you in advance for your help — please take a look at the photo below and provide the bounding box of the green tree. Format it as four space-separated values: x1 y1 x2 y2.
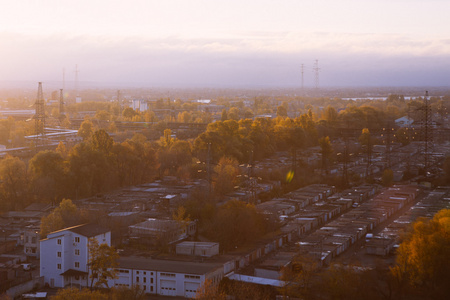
213 156 240 196
122 107 139 120
88 238 119 289
110 286 146 300
395 128 410 146
205 200 270 251
277 105 288 117
68 143 110 197
0 155 28 211
29 150 66 201
381 168 394 186
221 109 228 121
319 136 333 174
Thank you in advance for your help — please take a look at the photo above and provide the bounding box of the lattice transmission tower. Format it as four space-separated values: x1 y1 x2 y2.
313 59 320 89
419 91 433 175
34 82 46 149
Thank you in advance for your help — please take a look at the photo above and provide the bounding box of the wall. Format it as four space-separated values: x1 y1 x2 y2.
6 276 44 299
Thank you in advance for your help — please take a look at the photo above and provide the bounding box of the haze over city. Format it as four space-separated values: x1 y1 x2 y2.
0 0 449 88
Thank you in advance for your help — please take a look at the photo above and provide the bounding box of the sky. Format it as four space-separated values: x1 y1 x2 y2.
0 0 449 88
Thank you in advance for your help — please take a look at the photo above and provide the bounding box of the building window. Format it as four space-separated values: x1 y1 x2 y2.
57 252 61 258
31 237 36 244
185 275 201 279
136 271 139 274
57 239 61 245
160 272 175 277
143 277 146 283
151 278 153 283
75 262 80 268
75 249 80 255
143 272 146 275
57 264 61 270
150 286 153 292
143 286 146 291
75 237 80 243
136 277 139 283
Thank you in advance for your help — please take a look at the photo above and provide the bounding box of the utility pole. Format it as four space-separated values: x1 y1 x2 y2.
207 143 212 196
117 90 121 117
74 64 79 97
385 123 394 168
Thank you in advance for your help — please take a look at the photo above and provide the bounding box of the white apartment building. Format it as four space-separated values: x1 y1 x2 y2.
24 228 40 258
40 224 111 288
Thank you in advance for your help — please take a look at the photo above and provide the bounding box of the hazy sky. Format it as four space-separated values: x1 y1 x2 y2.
0 0 449 88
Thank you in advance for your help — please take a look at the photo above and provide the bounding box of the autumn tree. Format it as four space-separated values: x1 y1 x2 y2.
50 288 107 300
391 209 450 299
322 105 338 124
221 109 228 121
279 254 320 299
90 129 114 154
195 279 227 300
94 110 111 121
77 119 94 140
88 238 119 289
40 199 87 237
173 206 192 236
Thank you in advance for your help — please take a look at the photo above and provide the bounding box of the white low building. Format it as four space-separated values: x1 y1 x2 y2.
109 256 225 298
40 224 111 288
395 116 414 127
176 241 219 258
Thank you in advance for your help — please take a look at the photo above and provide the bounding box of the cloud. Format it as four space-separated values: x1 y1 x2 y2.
0 32 449 87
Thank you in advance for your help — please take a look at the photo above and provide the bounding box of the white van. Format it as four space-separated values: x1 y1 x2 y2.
365 233 373 243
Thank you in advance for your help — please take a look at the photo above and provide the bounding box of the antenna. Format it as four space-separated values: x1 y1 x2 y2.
75 64 79 97
313 59 320 89
301 63 304 89
62 68 65 91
